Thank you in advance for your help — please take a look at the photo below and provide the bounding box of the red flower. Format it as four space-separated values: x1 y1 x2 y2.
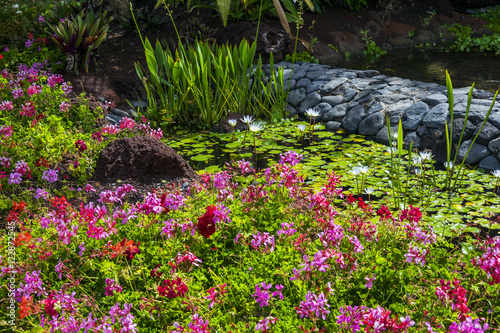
377 205 393 221
0 54 3 60
150 263 163 278
158 278 188 298
106 238 141 260
197 205 216 238
44 293 58 316
346 194 356 204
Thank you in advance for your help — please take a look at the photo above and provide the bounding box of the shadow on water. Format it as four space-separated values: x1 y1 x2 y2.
331 50 500 92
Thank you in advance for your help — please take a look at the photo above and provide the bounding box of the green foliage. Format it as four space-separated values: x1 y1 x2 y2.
0 195 12 215
360 29 386 61
119 6 164 33
0 41 65 73
0 0 56 46
446 23 500 55
285 51 319 64
336 0 367 11
135 20 287 129
0 67 106 184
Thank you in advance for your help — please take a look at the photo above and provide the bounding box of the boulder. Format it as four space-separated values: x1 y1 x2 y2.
342 105 366 134
457 140 491 164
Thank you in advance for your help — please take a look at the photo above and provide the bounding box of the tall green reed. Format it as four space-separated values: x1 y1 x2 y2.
132 2 287 130
385 71 499 212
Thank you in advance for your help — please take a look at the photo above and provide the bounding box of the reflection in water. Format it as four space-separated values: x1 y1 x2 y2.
331 51 500 92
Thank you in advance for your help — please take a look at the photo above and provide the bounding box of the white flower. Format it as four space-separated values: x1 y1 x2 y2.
391 132 399 141
412 157 422 166
249 122 265 132
492 169 500 179
228 119 237 127
443 161 454 169
387 147 397 154
241 115 254 124
350 167 362 176
305 108 320 118
297 124 306 132
359 166 370 174
419 151 433 162
414 168 422 176
365 187 374 194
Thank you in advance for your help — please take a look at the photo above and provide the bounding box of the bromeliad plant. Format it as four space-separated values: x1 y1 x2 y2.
2 151 499 331
49 7 112 74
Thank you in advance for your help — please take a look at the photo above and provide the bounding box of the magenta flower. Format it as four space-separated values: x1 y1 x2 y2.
364 275 376 289
404 245 427 267
252 282 272 307
0 101 14 111
38 15 45 23
105 278 123 296
75 139 87 152
11 88 23 99
34 188 49 199
59 101 70 113
8 172 22 185
42 169 58 183
296 291 330 320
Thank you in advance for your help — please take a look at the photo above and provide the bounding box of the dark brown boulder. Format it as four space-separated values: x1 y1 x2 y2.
92 136 198 183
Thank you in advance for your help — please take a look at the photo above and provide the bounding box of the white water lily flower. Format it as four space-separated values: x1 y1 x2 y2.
297 124 306 132
365 187 374 194
414 168 422 176
305 108 320 118
391 132 399 141
241 115 254 124
228 119 237 127
419 151 433 162
492 169 500 179
350 167 362 176
387 147 396 154
359 166 370 174
443 161 454 169
412 157 422 166
249 122 265 132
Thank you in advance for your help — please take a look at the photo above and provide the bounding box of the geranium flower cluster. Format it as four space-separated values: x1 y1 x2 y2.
158 278 188 299
435 278 470 320
336 305 415 332
252 282 284 307
472 236 500 284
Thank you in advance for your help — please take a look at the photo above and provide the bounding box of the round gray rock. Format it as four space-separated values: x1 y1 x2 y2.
402 102 429 130
457 140 491 164
449 118 476 143
479 155 500 173
472 122 500 146
422 103 449 128
342 105 366 134
358 112 385 136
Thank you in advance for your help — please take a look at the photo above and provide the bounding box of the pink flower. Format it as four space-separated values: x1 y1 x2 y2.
0 101 14 111
364 275 376 289
27 84 42 96
59 101 70 113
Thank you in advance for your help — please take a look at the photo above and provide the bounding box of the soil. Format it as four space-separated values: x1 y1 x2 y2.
62 0 498 110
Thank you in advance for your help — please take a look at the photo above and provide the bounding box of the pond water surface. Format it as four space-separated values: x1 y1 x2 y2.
331 50 500 92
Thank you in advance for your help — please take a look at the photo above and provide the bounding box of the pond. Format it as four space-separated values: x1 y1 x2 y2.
331 50 500 92
165 119 500 238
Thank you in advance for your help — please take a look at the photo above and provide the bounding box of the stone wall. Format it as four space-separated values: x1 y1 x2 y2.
264 62 500 172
